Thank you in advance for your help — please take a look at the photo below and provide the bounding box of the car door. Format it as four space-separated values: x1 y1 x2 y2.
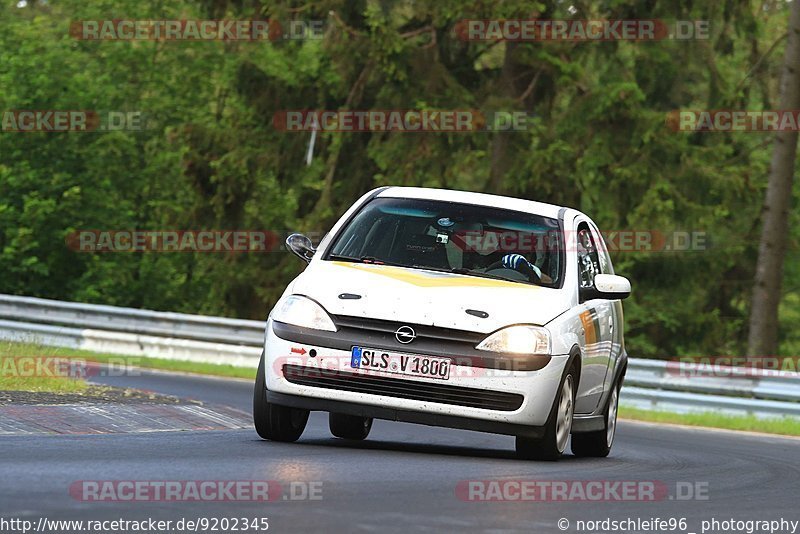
587 219 625 395
573 219 614 413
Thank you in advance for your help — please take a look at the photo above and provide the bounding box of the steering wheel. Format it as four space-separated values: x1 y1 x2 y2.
486 255 541 284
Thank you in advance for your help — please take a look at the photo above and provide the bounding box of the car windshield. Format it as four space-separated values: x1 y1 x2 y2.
325 197 563 287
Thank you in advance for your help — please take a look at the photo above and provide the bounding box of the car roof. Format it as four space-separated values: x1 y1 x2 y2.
377 186 567 220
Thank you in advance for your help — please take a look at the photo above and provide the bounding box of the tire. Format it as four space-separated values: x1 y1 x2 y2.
329 413 373 440
253 351 309 442
571 380 620 458
516 366 576 461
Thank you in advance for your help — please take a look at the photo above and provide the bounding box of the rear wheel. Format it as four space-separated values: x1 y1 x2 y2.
516 369 575 461
571 381 620 457
253 352 309 442
329 413 373 440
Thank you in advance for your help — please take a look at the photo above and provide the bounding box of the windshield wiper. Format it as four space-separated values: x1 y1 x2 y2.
328 254 398 265
449 267 519 283
408 264 514 283
329 256 526 283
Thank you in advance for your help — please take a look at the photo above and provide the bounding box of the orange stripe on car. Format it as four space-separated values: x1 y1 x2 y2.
580 309 598 345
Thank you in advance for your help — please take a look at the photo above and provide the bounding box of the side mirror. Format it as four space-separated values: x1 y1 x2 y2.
286 233 315 263
579 274 631 302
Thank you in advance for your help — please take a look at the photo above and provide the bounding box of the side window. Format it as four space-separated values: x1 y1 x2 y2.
588 222 614 275
577 222 601 289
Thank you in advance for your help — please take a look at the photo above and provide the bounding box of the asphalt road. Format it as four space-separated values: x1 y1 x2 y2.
1 368 798 533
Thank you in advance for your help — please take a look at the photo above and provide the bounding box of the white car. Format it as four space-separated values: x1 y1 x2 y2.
253 187 631 460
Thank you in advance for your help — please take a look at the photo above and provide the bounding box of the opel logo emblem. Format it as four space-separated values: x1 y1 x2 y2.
395 326 416 344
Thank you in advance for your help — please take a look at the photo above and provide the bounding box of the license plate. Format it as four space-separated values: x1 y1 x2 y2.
351 346 451 380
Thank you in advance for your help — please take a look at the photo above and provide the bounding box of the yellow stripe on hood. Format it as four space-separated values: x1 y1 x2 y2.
331 262 532 289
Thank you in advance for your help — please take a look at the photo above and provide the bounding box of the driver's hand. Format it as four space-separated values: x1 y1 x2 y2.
502 254 529 271
501 254 547 283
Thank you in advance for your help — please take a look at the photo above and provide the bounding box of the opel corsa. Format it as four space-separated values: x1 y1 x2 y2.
253 187 631 460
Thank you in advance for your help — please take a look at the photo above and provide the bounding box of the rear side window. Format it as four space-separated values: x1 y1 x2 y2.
588 222 614 274
576 222 601 289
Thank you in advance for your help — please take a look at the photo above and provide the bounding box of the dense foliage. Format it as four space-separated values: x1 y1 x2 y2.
1 0 798 358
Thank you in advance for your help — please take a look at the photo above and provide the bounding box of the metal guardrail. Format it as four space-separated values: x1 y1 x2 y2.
0 295 264 345
0 295 263 367
1 294 799 419
622 359 800 418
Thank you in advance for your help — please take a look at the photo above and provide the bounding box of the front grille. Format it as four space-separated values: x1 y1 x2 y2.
282 364 524 412
332 315 485 345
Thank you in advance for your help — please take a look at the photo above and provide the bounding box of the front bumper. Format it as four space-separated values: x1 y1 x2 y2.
263 318 569 430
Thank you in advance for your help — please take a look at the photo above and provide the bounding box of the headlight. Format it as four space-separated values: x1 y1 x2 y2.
476 325 550 355
271 295 337 332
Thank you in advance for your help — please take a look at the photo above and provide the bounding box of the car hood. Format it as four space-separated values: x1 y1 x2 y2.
287 260 570 334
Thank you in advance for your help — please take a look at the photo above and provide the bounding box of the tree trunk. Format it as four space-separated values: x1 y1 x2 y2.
486 42 519 195
747 0 800 356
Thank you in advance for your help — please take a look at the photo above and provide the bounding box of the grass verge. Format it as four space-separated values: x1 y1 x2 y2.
619 405 800 437
0 373 89 393
1 341 89 392
1 341 255 393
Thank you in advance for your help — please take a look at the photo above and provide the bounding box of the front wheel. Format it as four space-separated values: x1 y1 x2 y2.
516 369 575 461
571 382 620 457
329 413 373 440
253 352 309 442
